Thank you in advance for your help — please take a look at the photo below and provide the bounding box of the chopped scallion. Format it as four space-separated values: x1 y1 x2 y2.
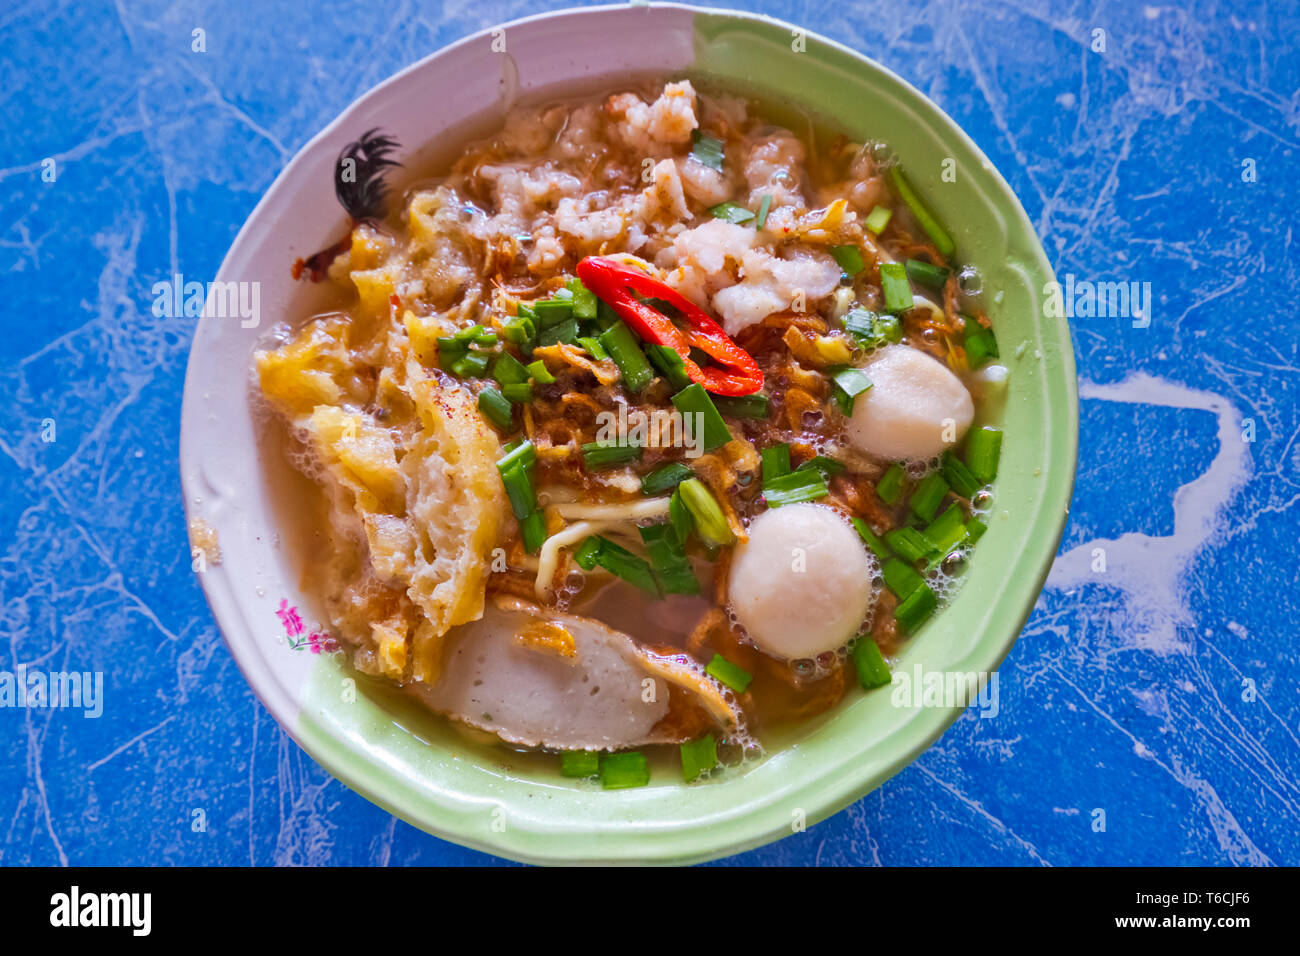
710 201 754 224
755 194 772 229
706 653 753 694
885 526 938 564
965 427 1002 484
851 517 891 562
923 504 968 554
904 258 950 291
533 298 574 326
888 165 956 257
566 277 598 320
895 582 937 633
829 366 873 414
671 383 732 452
639 523 700 595
910 472 950 522
864 204 893 234
600 751 650 790
646 344 693 391
599 321 655 392
576 336 609 361
689 130 725 171
852 638 892 689
501 382 532 404
882 557 924 600
796 455 847 478
492 352 530 386
520 510 547 553
677 478 734 547
763 467 829 507
876 463 907 505
582 440 642 471
526 358 556 384
641 462 694 496
477 387 514 430
942 451 981 498
831 244 865 275
585 536 659 596
497 461 536 521
761 443 791 483
680 734 718 782
713 392 770 419
536 317 580 347
879 261 914 313
560 751 599 778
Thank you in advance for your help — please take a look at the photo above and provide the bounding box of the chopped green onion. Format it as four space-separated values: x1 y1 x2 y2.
520 510 547 553
639 523 700 595
533 298 574 326
668 485 694 545
879 261 914 313
677 478 734 547
761 443 791 483
895 582 937 633
448 351 491 378
646 344 693 391
831 244 865 276
585 537 659 595
492 352 530 386
706 653 753 694
503 314 536 350
851 517 891 562
599 321 655 392
713 392 770 419
763 467 829 507
710 201 754 224
536 317 580 348
942 451 981 498
844 308 901 348
577 336 609 361
904 258 950 291
566 277 598 320
526 358 555 384
852 638 892 689
501 382 532 404
671 383 732 452
876 463 907 505
497 461 536 520
829 366 873 414
690 130 725 171
582 440 642 471
966 516 988 544
888 165 955 257
882 557 924 600
864 204 893 234
477 387 514 430
910 472 950 522
496 438 536 474
680 734 718 782
885 526 938 564
923 504 969 554
560 751 599 778
962 315 999 368
641 462 694 496
755 194 772 229
573 535 602 571
796 455 847 478
600 751 650 790
965 427 1002 483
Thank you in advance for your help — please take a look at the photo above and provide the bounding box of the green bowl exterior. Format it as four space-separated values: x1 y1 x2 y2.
293 5 1078 865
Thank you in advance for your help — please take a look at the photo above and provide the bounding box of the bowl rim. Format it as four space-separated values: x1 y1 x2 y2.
180 1 1078 864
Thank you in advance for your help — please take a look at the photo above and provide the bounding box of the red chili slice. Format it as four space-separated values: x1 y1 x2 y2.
576 256 764 396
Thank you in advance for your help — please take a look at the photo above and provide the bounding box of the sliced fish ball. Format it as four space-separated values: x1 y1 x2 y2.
846 344 974 461
728 503 874 660
417 599 738 751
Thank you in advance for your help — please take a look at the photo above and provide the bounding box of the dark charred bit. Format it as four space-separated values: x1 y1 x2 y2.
292 232 352 282
336 128 402 221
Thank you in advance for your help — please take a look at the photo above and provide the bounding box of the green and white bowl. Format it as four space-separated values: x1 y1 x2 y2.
179 2 1077 864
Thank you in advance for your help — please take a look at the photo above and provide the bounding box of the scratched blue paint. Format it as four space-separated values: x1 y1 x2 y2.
1 0 1296 866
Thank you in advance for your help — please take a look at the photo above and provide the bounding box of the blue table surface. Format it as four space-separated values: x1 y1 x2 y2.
2 0 1296 866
